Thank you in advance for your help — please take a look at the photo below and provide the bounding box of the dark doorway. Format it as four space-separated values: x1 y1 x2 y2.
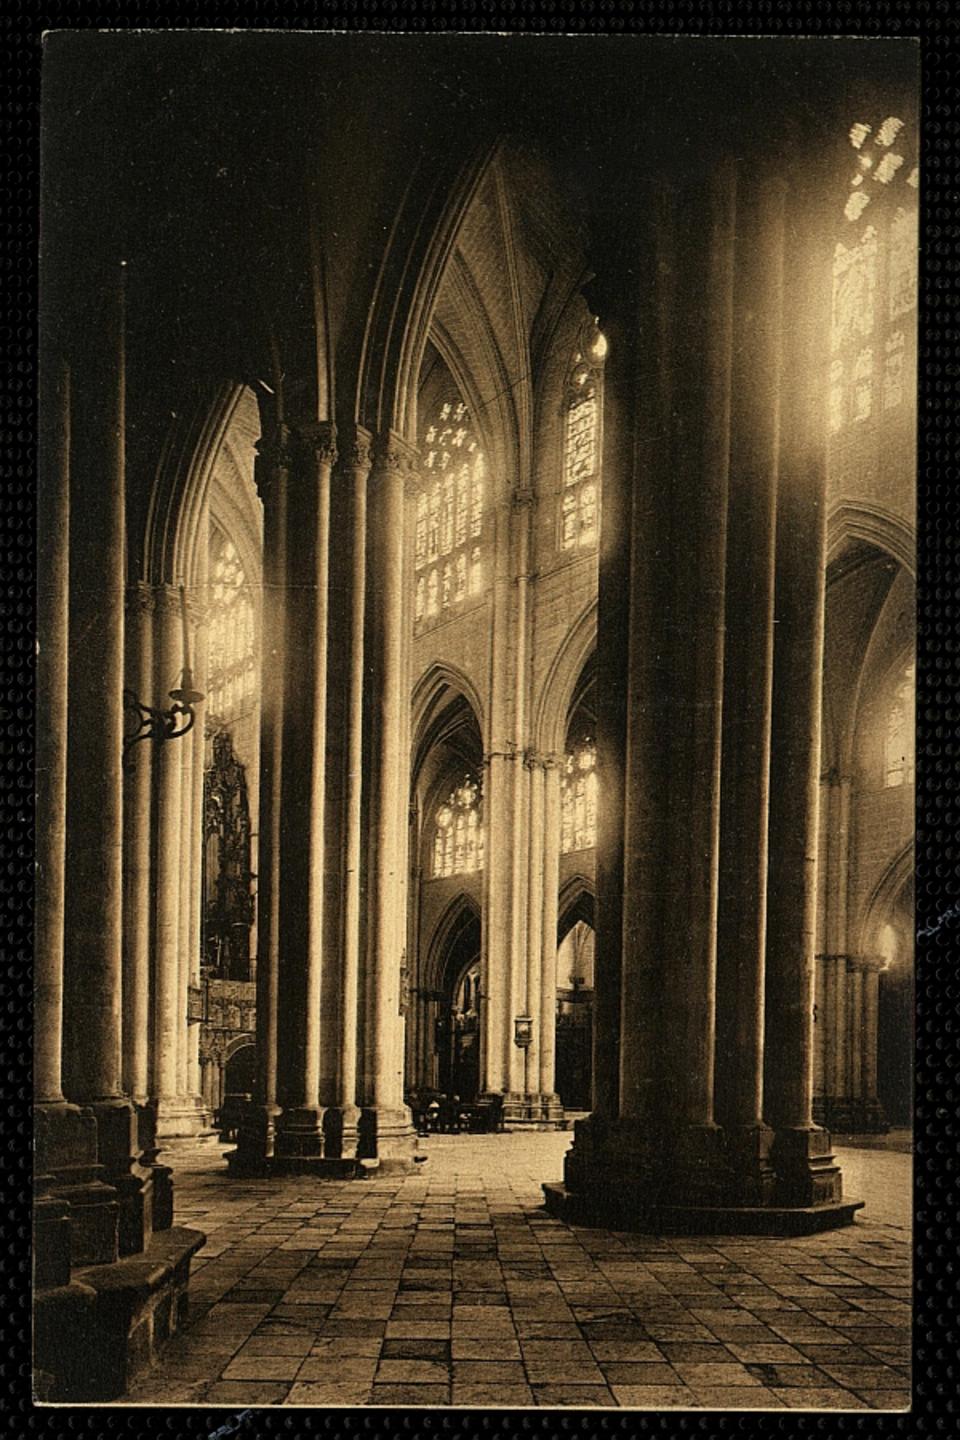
436 912 482 1101
555 916 595 1111
224 1041 256 1098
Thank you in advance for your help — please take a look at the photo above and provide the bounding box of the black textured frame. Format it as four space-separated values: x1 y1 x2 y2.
5 4 957 1436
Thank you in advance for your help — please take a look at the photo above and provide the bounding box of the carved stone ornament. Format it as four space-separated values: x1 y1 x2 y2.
340 426 374 473
295 420 339 469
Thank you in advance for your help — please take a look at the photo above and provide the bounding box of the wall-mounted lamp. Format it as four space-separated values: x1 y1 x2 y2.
513 1015 534 1050
123 585 204 769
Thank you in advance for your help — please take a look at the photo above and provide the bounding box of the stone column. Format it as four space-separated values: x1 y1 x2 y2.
860 958 886 1131
713 174 784 1204
232 433 289 1173
538 755 562 1115
151 586 190 1141
62 264 145 1256
523 753 545 1112
272 422 337 1163
763 175 844 1207
359 433 416 1165
185 587 210 1128
331 427 372 1156
35 358 113 1280
121 583 153 1106
846 958 864 1122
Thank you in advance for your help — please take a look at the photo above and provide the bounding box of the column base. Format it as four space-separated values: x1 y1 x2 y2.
88 1098 152 1257
771 1124 845 1207
501 1092 566 1128
34 1225 206 1402
357 1106 420 1171
153 1095 215 1143
545 1112 861 1234
36 1101 119 1267
228 1101 281 1176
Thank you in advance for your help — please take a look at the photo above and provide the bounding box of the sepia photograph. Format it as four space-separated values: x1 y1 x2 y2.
34 30 917 1412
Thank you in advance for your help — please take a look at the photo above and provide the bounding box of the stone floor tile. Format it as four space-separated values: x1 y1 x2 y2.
284 1381 373 1405
688 1388 785 1408
452 1361 528 1384
205 1381 293 1404
370 1383 450 1405
375 1358 451 1384
726 1342 806 1364
658 1342 735 1363
296 1356 378 1383
853 1389 911 1409
221 1355 305 1381
452 1336 522 1359
599 1363 680 1386
673 1362 762 1388
235 1335 315 1357
770 1387 871 1409
610 1385 698 1408
385 1320 451 1339
820 1363 909 1389
526 1361 606 1384
533 1384 617 1406
453 1383 535 1406
589 1340 664 1362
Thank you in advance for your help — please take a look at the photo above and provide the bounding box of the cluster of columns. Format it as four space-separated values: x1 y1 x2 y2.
546 153 860 1231
232 424 418 1174
36 322 156 1283
815 953 888 1132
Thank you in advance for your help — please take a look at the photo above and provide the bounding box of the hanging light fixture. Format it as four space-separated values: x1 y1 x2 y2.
123 585 204 768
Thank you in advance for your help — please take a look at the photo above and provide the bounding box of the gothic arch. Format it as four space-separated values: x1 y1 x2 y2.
142 380 264 589
859 840 915 957
534 599 598 756
827 502 916 579
558 876 596 943
423 892 482 999
357 140 501 442
412 661 487 762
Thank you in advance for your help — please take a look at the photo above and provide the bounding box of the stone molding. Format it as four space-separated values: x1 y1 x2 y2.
124 581 155 616
339 424 374 474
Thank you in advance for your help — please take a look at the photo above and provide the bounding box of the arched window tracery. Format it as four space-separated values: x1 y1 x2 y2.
415 393 487 633
560 321 607 553
432 775 484 878
883 662 915 789
561 736 597 853
207 533 256 724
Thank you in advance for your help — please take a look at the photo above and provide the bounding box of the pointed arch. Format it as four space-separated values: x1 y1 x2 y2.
412 660 486 761
534 599 598 756
859 840 914 956
424 891 482 998
827 501 915 578
558 875 596 944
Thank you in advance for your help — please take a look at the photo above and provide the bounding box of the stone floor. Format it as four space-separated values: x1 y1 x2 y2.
121 1131 911 1411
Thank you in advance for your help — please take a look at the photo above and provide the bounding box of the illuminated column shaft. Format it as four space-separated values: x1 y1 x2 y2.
538 756 562 1098
861 958 882 1104
151 587 187 1129
122 583 154 1103
524 754 545 1095
36 360 70 1106
361 433 416 1158
275 424 336 1149
335 428 371 1142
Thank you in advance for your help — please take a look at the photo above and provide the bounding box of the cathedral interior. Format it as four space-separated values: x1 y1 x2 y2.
35 33 916 1408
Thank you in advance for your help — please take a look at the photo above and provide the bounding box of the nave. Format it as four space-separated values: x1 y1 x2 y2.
122 1133 911 1410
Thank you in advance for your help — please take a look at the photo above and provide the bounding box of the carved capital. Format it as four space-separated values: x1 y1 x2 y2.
373 430 419 482
513 487 536 512
153 582 185 618
339 425 374 474
294 420 338 469
125 581 155 616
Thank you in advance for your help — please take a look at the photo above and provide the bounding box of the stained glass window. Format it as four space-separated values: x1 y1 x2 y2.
831 114 917 436
207 534 256 724
561 738 597 853
432 775 484 878
415 393 486 632
884 663 915 789
560 323 607 553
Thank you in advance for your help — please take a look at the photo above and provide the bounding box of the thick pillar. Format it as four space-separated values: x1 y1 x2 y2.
358 434 416 1165
713 175 785 1204
548 150 859 1233
62 266 145 1256
763 178 845 1208
35 358 114 1279
121 584 153 1106
273 423 337 1164
231 433 288 1173
846 958 864 1119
